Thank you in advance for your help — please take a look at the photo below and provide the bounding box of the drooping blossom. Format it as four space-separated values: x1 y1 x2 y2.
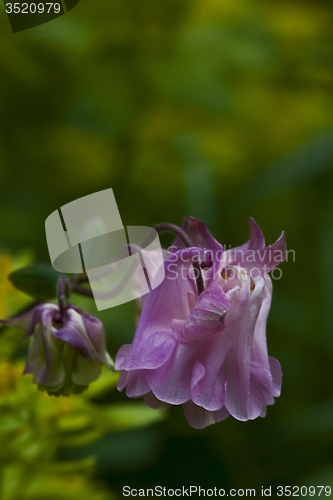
1 303 114 395
115 217 286 429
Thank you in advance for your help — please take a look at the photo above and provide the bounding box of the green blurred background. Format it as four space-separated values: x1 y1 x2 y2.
0 0 333 497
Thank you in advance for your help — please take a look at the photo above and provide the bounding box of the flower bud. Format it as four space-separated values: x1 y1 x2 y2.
1 303 114 396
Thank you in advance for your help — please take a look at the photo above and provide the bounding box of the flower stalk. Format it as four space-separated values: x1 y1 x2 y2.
70 222 206 298
57 275 70 315
154 223 204 295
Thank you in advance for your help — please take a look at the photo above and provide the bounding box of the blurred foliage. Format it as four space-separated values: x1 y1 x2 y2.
0 0 333 496
0 252 165 499
8 263 59 300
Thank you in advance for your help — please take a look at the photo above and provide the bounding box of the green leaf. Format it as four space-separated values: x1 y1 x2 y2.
8 264 60 300
60 401 167 448
99 402 167 431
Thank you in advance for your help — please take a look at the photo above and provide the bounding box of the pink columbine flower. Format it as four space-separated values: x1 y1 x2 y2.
1 303 114 395
115 217 286 429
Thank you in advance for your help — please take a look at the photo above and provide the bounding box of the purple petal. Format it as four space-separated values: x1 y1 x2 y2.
189 274 254 411
52 308 106 365
116 247 206 372
115 332 177 371
223 274 266 421
190 359 205 388
146 341 201 405
250 278 274 393
248 217 266 250
183 400 230 429
117 367 152 398
171 218 224 282
81 313 106 352
188 317 240 411
135 247 203 335
251 374 275 406
1 303 58 338
24 308 65 387
175 283 230 343
116 344 131 372
236 232 287 278
221 224 285 280
247 382 264 420
171 217 223 255
269 356 282 397
68 306 109 361
221 218 265 268
124 370 151 398
0 309 35 331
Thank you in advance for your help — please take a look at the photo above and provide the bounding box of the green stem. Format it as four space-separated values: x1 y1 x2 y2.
154 223 204 295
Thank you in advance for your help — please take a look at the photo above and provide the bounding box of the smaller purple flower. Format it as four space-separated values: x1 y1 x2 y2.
1 303 114 395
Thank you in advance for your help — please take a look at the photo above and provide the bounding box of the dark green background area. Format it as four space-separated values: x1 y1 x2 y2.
1 0 333 496
64 0 79 12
